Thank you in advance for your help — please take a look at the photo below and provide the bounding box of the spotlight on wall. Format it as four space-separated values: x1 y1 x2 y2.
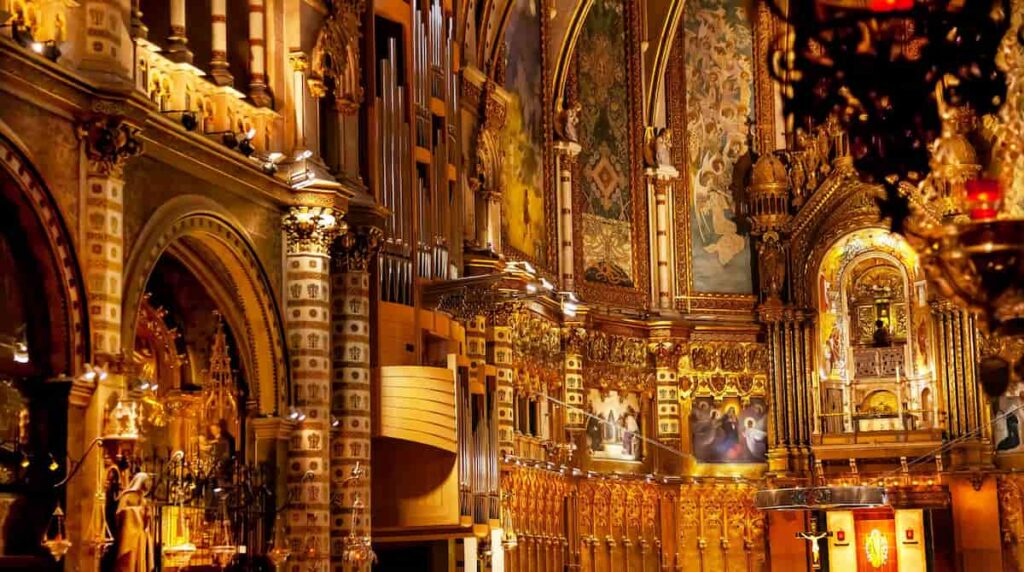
288 407 307 422
331 416 340 428
159 109 199 131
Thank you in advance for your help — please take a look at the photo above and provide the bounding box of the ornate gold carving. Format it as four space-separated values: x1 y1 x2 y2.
581 331 652 394
282 206 345 255
333 225 383 273
309 0 365 113
509 310 562 393
679 341 769 399
77 115 142 177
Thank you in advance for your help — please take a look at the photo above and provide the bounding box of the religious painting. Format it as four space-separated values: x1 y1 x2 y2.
585 389 643 462
501 0 546 262
995 380 1024 454
578 0 635 288
684 0 754 294
690 397 767 463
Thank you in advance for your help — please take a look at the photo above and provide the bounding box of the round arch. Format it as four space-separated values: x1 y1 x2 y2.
0 126 89 376
122 195 288 415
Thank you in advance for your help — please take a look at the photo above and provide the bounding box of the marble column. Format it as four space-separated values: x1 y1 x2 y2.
553 141 581 292
282 206 343 571
644 166 679 311
166 0 193 63
249 0 272 106
330 226 381 571
209 0 233 85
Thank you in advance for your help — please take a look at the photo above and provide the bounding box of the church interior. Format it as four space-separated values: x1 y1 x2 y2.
2 0 1024 570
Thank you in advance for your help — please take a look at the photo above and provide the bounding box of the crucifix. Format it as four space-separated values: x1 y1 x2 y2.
796 520 833 570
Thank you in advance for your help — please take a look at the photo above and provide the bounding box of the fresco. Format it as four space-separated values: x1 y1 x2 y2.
578 0 635 287
501 0 546 261
585 389 643 461
684 0 753 293
690 397 767 463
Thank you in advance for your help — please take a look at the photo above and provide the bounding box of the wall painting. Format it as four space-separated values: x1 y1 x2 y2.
684 0 754 294
501 0 546 262
577 0 635 288
690 396 767 463
585 389 643 462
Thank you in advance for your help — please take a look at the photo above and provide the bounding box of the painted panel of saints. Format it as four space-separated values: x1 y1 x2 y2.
690 397 767 463
585 389 643 462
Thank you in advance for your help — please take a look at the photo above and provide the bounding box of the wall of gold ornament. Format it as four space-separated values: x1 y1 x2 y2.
676 340 769 477
575 327 654 473
507 307 564 457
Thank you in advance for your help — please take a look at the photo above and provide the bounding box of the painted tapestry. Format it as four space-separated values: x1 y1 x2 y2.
690 397 767 463
501 0 546 261
585 389 643 461
684 0 754 293
578 0 634 288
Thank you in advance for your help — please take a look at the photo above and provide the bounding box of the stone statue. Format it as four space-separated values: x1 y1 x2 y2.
558 101 581 142
114 472 155 572
654 128 673 167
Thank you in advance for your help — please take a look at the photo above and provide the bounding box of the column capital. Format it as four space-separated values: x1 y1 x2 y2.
648 340 684 369
333 225 383 273
283 206 345 255
77 115 142 178
554 140 582 160
643 165 680 182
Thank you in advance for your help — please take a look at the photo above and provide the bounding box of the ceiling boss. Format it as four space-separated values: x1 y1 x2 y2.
766 0 1024 395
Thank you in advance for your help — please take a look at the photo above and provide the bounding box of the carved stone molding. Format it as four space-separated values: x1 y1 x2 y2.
77 115 142 178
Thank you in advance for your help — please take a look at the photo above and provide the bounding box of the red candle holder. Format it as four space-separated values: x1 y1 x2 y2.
965 178 1003 221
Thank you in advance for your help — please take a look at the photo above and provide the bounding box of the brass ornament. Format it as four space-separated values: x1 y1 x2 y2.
77 115 142 177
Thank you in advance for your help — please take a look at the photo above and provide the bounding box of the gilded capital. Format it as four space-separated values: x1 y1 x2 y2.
283 206 345 255
77 115 142 178
333 225 383 273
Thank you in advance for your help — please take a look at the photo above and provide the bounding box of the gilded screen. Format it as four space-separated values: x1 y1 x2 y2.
501 0 546 262
684 0 754 294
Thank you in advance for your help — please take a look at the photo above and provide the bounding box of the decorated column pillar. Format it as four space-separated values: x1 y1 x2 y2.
330 226 381 571
166 0 193 63
209 0 233 85
248 0 272 106
282 205 343 571
69 115 141 571
644 166 679 310
650 341 682 442
554 141 581 292
491 308 515 457
563 326 586 431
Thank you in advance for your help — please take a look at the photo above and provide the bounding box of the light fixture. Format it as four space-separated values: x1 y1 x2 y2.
48 454 59 472
331 416 341 428
159 109 199 131
42 506 71 561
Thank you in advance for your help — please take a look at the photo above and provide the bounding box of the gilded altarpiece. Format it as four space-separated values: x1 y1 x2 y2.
572 0 649 307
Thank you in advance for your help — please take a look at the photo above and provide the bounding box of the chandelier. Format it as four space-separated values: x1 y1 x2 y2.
767 0 1024 385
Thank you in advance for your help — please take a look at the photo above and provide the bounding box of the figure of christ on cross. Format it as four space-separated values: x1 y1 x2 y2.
796 527 833 570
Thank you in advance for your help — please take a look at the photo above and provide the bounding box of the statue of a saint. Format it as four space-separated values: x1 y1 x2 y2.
114 472 154 572
558 102 581 142
758 238 786 302
654 128 673 167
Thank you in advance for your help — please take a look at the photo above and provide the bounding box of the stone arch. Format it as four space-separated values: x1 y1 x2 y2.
0 125 88 376
122 195 288 415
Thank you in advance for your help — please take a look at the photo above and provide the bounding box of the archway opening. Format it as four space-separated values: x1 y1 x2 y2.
814 228 937 435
